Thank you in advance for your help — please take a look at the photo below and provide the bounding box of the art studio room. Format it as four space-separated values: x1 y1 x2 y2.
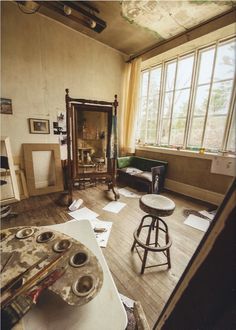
0 1 235 329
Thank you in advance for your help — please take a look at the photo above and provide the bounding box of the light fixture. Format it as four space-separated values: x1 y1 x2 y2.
63 5 72 16
17 1 41 14
60 1 106 33
16 1 107 33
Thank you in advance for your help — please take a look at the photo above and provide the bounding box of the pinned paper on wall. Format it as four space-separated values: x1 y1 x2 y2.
211 156 236 176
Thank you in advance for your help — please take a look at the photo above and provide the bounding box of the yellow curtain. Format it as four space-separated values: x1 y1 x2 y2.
120 57 142 155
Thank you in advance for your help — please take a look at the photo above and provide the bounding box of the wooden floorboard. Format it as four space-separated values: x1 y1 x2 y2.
0 184 215 328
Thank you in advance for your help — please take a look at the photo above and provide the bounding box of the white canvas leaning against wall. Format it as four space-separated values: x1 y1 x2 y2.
0 136 20 205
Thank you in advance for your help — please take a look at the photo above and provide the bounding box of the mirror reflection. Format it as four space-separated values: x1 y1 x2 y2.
77 110 108 174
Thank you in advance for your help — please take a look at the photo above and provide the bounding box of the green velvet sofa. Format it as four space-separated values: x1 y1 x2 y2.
117 156 168 193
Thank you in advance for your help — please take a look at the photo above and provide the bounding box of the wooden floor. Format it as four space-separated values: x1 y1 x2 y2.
1 185 214 328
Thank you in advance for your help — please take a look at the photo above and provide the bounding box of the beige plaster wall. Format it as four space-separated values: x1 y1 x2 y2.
0 2 125 161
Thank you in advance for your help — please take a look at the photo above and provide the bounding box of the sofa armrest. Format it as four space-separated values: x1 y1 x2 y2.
151 165 166 193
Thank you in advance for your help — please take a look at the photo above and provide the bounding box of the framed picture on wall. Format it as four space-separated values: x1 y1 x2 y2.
0 98 13 114
29 118 50 134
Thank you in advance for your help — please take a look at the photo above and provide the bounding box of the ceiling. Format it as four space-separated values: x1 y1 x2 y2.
18 1 236 58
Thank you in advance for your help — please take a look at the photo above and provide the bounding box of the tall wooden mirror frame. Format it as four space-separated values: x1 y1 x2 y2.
65 89 119 204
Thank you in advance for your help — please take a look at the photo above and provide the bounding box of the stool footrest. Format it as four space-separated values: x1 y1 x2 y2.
131 211 172 274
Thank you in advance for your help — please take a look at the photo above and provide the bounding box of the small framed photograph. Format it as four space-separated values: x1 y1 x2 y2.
0 98 13 114
29 118 50 134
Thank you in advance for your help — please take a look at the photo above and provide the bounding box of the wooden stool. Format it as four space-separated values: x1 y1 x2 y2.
131 194 175 274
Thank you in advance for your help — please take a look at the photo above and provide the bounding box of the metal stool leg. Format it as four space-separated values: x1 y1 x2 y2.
141 217 155 274
154 218 159 247
131 215 151 252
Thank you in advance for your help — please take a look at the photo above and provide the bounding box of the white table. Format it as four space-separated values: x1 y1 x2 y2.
21 220 127 330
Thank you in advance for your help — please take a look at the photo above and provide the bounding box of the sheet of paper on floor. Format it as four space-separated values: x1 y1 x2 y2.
65 218 112 248
118 187 141 198
68 207 98 220
199 210 215 221
90 219 112 248
184 214 210 232
103 201 126 214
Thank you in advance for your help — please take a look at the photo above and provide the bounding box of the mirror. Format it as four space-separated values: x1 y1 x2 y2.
76 109 109 174
65 89 119 203
71 102 114 189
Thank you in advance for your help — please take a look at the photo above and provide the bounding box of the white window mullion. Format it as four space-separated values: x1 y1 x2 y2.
167 59 178 145
222 77 236 151
201 43 219 148
184 50 198 148
156 62 165 145
144 71 151 143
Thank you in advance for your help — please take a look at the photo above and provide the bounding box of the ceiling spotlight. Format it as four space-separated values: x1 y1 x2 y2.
63 5 72 16
17 1 41 14
89 19 97 29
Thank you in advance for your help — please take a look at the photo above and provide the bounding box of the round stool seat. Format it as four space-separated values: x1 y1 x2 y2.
140 194 175 217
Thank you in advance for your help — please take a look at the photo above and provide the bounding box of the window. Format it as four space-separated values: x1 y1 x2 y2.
136 37 236 153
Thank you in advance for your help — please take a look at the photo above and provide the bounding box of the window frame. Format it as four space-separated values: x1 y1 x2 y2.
136 35 236 155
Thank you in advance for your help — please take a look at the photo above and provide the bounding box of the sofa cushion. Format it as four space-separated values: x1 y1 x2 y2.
118 167 143 175
133 171 152 182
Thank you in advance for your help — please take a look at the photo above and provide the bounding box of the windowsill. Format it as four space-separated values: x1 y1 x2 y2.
135 145 236 160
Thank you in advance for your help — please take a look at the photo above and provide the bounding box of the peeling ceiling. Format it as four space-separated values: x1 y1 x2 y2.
121 1 236 39
24 1 236 57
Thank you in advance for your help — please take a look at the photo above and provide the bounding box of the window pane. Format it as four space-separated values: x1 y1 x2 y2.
193 85 210 116
146 101 158 144
136 97 147 140
160 118 170 145
137 130 146 144
208 81 233 115
173 89 190 117
170 118 186 146
141 72 149 97
188 117 205 147
146 120 157 144
149 67 161 95
163 91 173 117
204 115 227 150
165 61 177 91
144 68 162 144
198 47 215 84
176 55 194 89
214 39 236 82
227 111 236 152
